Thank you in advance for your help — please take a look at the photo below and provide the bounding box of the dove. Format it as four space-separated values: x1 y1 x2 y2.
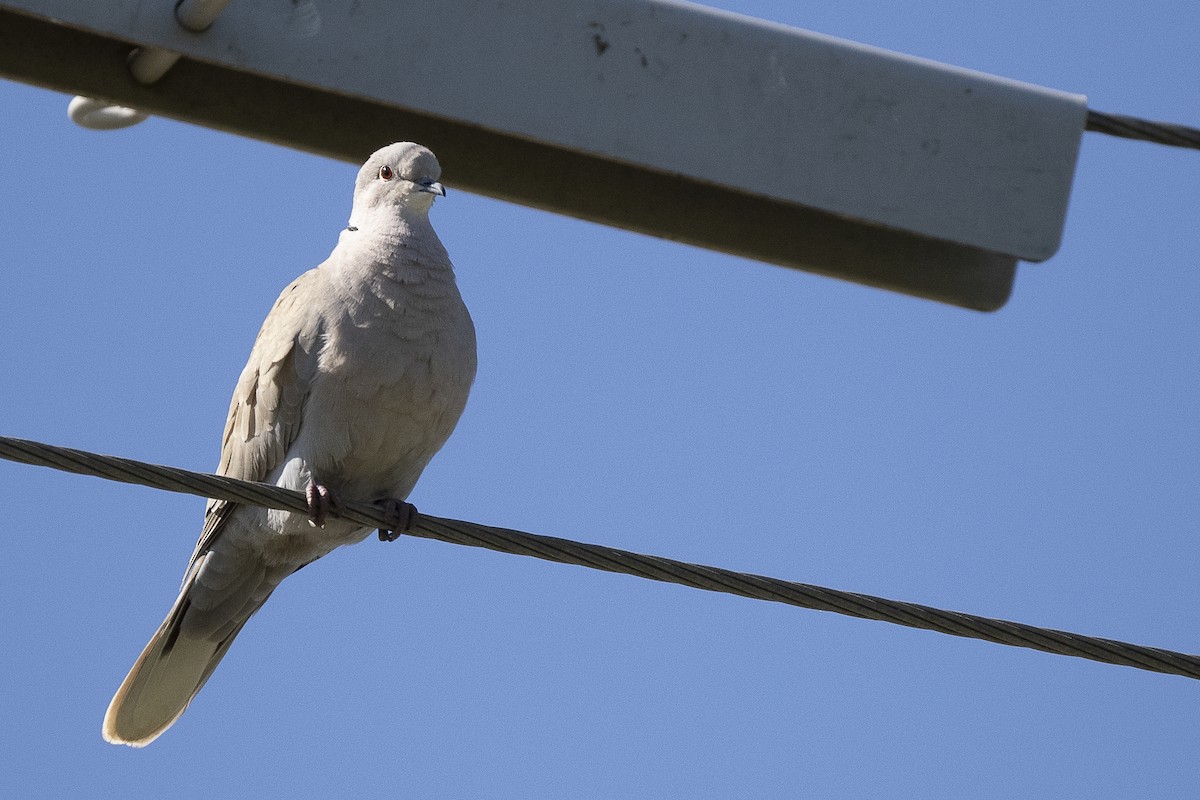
102 142 477 747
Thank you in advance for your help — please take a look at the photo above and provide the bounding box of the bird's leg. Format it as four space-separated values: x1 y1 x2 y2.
377 498 417 542
305 480 340 528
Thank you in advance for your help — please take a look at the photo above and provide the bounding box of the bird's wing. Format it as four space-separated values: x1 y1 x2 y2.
187 267 326 570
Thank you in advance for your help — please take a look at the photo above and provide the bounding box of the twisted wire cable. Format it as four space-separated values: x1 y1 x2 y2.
1086 109 1200 151
3 433 1198 680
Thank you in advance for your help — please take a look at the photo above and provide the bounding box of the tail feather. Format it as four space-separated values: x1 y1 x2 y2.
102 562 266 747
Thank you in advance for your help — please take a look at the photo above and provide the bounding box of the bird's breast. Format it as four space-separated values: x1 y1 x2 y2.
298 277 476 502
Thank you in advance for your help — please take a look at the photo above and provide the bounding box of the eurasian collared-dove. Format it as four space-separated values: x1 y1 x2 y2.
103 142 477 747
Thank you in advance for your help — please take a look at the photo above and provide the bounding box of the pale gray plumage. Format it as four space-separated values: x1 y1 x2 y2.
103 142 476 747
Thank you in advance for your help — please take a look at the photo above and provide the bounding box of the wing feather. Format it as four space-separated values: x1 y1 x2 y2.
189 268 326 569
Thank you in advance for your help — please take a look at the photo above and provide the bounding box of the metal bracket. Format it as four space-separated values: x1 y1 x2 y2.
0 1 1088 309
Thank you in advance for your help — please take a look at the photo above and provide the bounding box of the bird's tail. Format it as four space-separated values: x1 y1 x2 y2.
102 557 269 747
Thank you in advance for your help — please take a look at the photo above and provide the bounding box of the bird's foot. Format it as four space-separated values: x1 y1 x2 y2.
377 498 417 542
305 481 340 528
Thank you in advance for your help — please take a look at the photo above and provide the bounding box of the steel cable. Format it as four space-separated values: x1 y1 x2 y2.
1086 109 1200 151
3 433 1198 680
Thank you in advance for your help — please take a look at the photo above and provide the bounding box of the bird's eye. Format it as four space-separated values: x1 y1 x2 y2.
378 165 394 181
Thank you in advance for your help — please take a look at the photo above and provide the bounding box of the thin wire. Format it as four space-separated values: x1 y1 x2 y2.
1086 109 1200 151
3 433 1198 680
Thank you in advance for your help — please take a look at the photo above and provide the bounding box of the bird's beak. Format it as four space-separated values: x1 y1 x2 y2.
419 180 446 197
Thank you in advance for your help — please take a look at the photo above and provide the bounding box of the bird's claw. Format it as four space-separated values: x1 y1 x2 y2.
378 498 417 542
305 481 339 528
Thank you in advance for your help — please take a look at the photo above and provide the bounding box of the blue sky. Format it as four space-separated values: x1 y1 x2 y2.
2 1 1198 797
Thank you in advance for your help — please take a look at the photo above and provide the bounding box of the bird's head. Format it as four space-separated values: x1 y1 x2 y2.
348 142 445 230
